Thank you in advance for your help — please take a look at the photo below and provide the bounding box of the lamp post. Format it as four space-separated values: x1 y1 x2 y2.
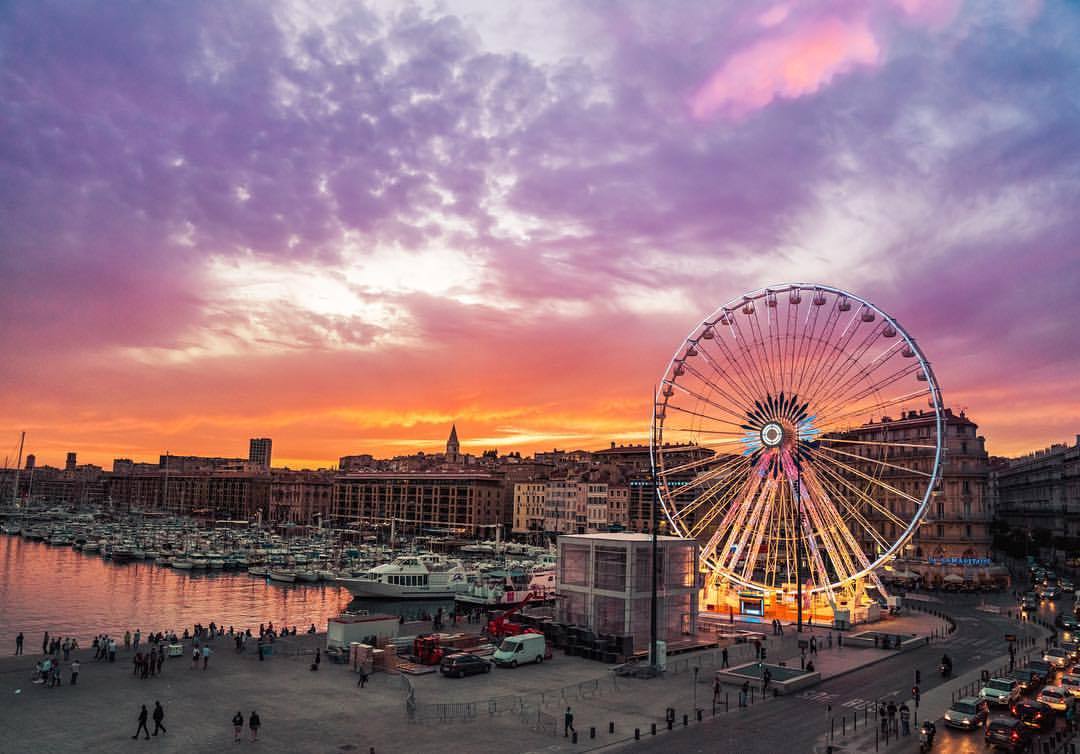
650 396 661 673
795 446 803 634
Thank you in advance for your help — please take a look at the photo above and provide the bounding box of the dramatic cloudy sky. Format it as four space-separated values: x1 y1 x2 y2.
2 0 1078 469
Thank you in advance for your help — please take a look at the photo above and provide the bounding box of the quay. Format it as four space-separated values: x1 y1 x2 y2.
0 609 957 754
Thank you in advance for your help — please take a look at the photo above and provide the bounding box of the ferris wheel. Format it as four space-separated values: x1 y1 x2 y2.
650 284 944 597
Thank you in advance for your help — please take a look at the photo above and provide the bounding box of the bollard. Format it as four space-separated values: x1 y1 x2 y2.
609 721 615 734
830 717 835 739
635 728 640 741
725 692 729 713
842 716 846 737
697 709 703 722
651 723 657 736
667 719 673 731
683 714 689 727
572 731 578 745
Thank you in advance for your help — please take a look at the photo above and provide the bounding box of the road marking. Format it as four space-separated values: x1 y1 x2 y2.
800 691 838 703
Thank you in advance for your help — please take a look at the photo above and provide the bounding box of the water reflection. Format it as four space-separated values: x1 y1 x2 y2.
0 535 353 641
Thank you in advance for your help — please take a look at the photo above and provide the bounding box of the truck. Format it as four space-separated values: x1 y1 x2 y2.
492 633 550 668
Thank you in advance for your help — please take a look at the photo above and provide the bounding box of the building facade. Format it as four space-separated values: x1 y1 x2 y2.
835 408 993 574
249 438 273 469
992 437 1080 546
330 472 504 536
512 482 547 534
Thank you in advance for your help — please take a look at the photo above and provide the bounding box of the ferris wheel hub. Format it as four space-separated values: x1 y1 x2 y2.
760 422 784 448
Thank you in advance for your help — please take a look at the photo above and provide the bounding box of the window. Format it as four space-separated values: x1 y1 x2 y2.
936 525 944 539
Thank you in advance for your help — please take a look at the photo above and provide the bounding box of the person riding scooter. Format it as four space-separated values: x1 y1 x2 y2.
939 653 952 677
919 720 936 752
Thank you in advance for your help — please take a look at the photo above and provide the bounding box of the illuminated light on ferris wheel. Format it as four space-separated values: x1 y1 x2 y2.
650 284 944 598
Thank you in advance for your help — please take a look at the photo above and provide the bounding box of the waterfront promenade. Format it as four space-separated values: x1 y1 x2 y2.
0 609 954 754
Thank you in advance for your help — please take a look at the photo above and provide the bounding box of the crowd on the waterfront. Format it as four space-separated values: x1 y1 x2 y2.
18 618 328 689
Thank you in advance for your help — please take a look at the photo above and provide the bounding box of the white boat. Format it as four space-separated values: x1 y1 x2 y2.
248 567 269 577
294 570 320 582
338 555 469 599
172 558 194 570
268 569 297 583
317 569 338 582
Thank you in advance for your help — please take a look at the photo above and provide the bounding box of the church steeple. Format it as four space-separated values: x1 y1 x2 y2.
446 424 460 458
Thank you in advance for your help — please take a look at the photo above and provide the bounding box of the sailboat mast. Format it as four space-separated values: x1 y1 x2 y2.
11 431 24 506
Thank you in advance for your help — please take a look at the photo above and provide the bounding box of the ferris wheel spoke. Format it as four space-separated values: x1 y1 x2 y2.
682 473 751 537
799 484 858 584
807 467 893 554
746 307 780 396
667 454 751 500
663 402 750 431
810 337 906 414
698 335 767 408
668 365 763 425
656 451 734 477
796 301 843 396
814 361 922 422
814 443 933 478
811 341 914 420
801 308 865 402
727 313 776 400
805 446 921 520
815 436 937 450
815 383 930 433
803 320 887 410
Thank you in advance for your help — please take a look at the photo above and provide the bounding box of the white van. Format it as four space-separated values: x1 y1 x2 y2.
493 633 549 668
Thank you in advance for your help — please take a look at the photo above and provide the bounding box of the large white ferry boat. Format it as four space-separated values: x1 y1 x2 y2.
337 554 468 599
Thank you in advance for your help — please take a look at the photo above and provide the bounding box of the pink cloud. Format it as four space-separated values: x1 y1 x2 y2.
691 15 881 120
891 0 963 29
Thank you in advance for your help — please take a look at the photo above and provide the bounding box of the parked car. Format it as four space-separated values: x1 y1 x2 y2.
439 653 492 678
1008 668 1043 694
1044 587 1062 600
1027 659 1052 678
1061 579 1075 592
1011 699 1055 731
1060 641 1080 659
1037 685 1074 713
985 716 1033 752
1059 673 1080 698
1022 595 1039 611
981 677 1022 708
944 697 988 730
1044 647 1071 668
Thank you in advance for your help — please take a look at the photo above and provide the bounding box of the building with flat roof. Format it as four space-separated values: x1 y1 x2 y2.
249 438 272 469
556 533 698 646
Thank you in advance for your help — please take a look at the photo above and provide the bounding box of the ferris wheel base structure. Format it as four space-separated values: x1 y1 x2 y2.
650 283 943 623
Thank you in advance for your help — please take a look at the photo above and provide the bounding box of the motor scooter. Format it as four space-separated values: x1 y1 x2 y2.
919 720 936 752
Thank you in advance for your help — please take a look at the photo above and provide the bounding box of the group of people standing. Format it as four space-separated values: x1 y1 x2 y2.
133 646 165 678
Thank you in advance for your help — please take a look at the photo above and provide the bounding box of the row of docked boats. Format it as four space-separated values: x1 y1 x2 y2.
1 515 558 606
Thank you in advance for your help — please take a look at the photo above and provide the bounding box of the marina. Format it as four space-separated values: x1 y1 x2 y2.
0 512 557 642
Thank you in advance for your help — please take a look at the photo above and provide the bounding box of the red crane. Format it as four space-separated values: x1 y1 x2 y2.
485 593 541 640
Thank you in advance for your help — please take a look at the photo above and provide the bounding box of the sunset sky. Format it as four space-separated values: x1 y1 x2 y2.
2 0 1078 470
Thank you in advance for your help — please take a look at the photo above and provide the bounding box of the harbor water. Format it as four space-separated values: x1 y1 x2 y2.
0 535 454 643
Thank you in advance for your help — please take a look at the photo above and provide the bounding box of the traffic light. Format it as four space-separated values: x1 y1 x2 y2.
912 685 921 705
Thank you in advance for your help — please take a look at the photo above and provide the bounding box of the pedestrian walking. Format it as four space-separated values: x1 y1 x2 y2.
233 712 244 742
564 707 575 737
133 704 151 740
879 704 887 735
202 645 211 670
357 669 368 688
713 677 721 703
887 701 898 734
42 631 49 655
109 638 117 662
837 633 843 649
810 636 817 655
249 711 260 742
763 667 772 693
192 647 200 669
827 632 833 649
899 702 911 736
152 701 166 736
721 646 729 668
70 659 80 685
15 632 23 655
124 630 131 650
739 680 749 707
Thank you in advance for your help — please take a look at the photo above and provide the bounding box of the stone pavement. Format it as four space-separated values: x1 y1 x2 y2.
0 610 950 754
